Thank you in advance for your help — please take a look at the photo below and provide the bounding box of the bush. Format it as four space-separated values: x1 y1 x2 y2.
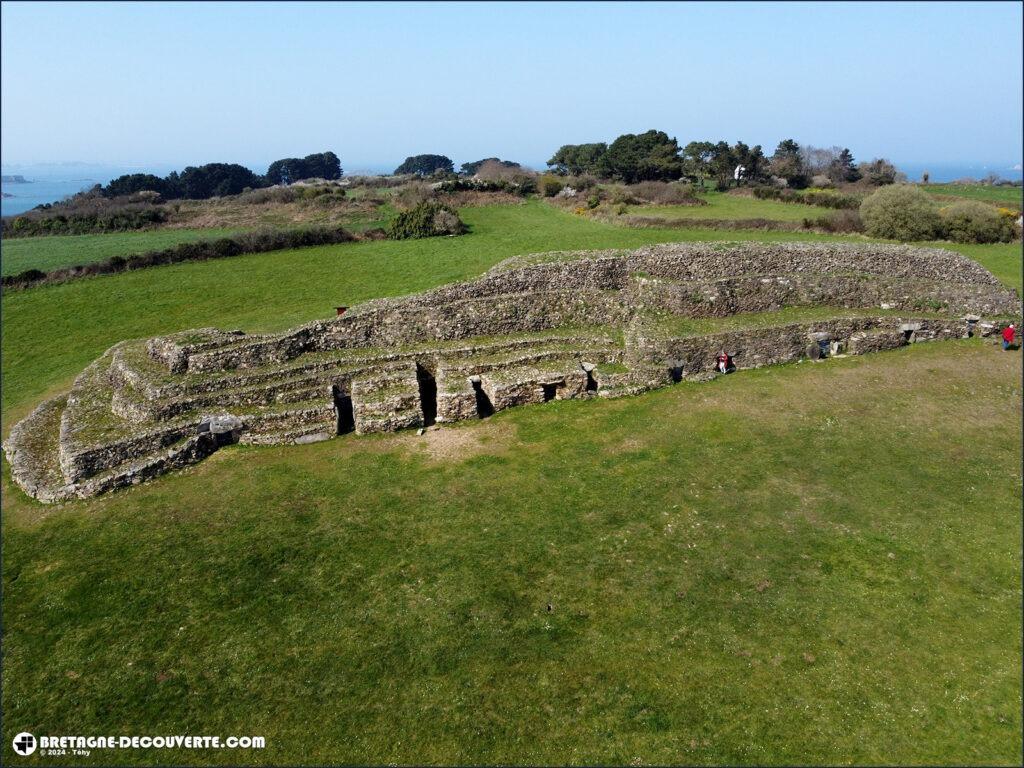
1 204 170 237
395 182 434 209
237 186 299 205
565 174 597 191
753 186 860 209
386 201 467 240
802 209 864 233
540 175 565 196
858 158 902 186
939 200 1019 243
859 185 942 241
628 181 701 205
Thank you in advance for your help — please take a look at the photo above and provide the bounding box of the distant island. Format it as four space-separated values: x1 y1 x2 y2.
2 175 30 183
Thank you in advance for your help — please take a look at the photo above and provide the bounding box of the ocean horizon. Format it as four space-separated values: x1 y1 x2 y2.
3 159 1021 217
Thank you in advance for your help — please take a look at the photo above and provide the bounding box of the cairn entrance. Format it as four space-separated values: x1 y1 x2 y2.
542 382 559 402
416 363 437 427
332 385 355 434
471 377 494 418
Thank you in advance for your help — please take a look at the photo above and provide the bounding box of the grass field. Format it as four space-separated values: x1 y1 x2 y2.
2 200 1022 765
921 183 1023 208
625 191 835 222
2 341 1020 765
0 228 246 276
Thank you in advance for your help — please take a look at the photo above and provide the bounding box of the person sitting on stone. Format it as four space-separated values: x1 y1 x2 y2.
716 350 732 374
1002 323 1016 350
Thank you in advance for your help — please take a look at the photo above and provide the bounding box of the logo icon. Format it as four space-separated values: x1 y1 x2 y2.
13 733 37 756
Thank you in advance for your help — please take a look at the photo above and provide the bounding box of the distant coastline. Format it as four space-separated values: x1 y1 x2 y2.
1 160 1021 217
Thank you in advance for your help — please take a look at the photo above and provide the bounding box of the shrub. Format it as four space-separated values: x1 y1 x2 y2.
628 181 701 205
386 201 467 240
858 158 902 186
753 186 860 209
1 205 170 237
237 187 298 205
609 186 639 206
939 200 1019 243
540 175 565 196
395 182 434 209
565 174 597 191
801 189 861 209
859 185 942 241
1 226 356 289
802 209 864 233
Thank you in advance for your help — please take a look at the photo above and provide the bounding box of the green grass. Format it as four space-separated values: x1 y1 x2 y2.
934 241 1022 292
652 305 949 338
920 183 1023 207
2 199 1021 764
0 228 246 276
2 341 1020 765
625 191 835 222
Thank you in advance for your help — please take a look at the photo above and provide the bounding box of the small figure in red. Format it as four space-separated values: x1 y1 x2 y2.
1002 323 1016 351
716 350 732 374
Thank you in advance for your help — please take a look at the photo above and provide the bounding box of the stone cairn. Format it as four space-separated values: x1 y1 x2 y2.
5 242 1020 502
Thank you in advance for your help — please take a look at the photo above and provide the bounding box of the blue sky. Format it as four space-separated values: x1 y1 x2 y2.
1 1 1021 171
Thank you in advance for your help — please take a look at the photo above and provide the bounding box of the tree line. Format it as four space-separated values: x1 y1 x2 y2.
546 131 899 189
96 133 904 205
103 151 342 200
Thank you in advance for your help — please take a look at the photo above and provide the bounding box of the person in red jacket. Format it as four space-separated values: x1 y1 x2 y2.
716 350 732 373
1002 323 1016 350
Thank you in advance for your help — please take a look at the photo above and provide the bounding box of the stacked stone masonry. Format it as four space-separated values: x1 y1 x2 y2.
5 242 1020 502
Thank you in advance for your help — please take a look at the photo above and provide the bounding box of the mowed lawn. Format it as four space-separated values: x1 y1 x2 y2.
2 341 1020 765
625 191 835 222
2 201 1018 427
0 228 245 276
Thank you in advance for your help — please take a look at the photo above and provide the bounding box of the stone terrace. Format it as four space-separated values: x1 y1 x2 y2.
5 242 1020 502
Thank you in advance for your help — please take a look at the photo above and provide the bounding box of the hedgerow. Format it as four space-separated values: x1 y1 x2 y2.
2 226 356 290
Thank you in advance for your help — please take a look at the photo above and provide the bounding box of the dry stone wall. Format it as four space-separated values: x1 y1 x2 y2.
4 242 1019 502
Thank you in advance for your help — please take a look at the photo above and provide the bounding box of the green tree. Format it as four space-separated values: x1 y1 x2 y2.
828 148 861 183
266 152 342 185
394 154 454 176
743 144 770 183
598 130 683 183
460 158 519 175
103 174 171 198
708 141 737 189
682 141 716 187
770 139 810 188
546 143 608 175
177 164 263 199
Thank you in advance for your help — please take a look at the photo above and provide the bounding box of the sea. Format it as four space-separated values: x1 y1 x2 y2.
1 162 180 216
2 160 1021 217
